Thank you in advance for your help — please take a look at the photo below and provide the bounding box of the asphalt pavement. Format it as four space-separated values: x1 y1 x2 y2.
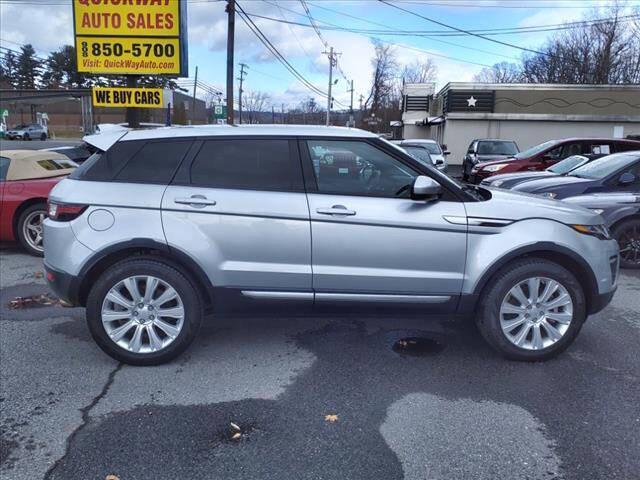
0 139 81 151
0 246 638 480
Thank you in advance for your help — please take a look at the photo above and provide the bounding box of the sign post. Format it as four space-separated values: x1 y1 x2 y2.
72 0 188 127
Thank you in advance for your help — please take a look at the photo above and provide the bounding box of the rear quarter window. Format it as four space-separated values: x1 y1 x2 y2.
0 157 9 180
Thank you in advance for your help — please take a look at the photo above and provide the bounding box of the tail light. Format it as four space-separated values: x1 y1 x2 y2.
47 201 87 222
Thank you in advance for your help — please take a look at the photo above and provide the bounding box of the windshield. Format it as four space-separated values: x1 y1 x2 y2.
477 140 518 155
514 140 558 159
13 124 27 129
569 153 639 179
407 142 441 154
403 146 433 166
547 155 589 174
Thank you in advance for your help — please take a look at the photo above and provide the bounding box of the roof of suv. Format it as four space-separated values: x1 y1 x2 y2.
84 124 378 151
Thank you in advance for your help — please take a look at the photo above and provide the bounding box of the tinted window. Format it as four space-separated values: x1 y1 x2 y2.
570 153 640 180
615 141 640 152
477 141 518 155
515 140 557 159
115 141 191 184
0 157 9 181
306 140 417 197
189 139 301 191
76 141 143 181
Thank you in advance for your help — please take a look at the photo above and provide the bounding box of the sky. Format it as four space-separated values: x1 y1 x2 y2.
1 0 638 110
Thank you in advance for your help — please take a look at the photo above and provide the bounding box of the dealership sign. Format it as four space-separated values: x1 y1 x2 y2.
92 87 172 108
73 0 188 76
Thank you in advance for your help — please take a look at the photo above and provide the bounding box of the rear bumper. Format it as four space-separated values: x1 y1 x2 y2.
44 262 80 306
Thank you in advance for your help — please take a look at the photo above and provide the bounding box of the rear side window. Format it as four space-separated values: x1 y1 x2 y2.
615 142 640 152
115 141 191 184
76 141 143 181
188 139 302 191
0 157 9 181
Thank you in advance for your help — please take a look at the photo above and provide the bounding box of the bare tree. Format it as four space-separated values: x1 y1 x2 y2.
244 90 271 124
365 40 399 114
473 62 522 83
401 58 437 84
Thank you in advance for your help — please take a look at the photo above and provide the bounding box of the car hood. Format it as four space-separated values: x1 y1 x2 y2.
467 187 600 225
511 175 591 193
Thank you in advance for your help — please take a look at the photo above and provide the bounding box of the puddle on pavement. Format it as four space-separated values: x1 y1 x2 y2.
392 337 445 357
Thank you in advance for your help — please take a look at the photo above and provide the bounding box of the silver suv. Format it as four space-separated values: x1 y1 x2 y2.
43 126 619 365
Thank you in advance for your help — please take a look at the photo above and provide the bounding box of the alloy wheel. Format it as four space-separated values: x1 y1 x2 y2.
618 225 640 267
22 210 45 252
101 275 185 354
499 276 573 350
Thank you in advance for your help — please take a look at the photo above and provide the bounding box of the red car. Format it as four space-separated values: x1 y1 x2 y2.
469 138 640 184
0 150 77 256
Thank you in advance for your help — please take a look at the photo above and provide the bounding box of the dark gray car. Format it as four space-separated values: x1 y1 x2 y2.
462 139 519 181
563 192 640 269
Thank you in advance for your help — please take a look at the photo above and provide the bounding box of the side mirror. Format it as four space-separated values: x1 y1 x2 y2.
618 172 636 185
411 175 442 201
443 150 451 156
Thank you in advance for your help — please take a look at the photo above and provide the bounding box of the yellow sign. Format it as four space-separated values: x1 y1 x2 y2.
73 0 187 76
92 87 165 108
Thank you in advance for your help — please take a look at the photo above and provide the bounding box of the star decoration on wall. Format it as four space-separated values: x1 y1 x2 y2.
467 96 478 107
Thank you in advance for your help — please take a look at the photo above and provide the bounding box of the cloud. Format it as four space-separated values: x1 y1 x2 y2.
0 3 72 53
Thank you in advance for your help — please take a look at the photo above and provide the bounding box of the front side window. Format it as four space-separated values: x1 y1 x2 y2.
306 140 417 197
0 157 10 181
189 139 302 191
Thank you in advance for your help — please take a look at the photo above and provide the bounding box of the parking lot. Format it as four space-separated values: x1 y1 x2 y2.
0 245 637 480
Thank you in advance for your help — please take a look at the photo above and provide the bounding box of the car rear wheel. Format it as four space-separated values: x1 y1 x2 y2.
476 258 586 361
86 258 202 365
613 219 640 269
16 203 46 256
40 132 47 140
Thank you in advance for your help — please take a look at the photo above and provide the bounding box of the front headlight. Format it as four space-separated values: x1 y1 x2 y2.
483 164 508 172
492 180 504 187
571 224 611 240
539 192 557 199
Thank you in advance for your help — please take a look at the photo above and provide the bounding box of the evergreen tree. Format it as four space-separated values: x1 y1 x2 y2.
15 44 41 89
0 50 18 88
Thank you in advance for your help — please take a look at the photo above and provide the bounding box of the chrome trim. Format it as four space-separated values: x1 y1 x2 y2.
241 291 313 300
443 215 467 225
315 293 450 303
467 217 514 227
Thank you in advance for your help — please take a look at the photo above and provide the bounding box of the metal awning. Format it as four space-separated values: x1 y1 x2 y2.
416 116 445 126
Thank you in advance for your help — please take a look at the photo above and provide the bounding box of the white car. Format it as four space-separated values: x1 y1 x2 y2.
7 123 48 141
392 139 449 172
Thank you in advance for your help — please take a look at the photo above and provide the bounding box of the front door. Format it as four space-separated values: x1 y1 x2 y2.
302 139 467 303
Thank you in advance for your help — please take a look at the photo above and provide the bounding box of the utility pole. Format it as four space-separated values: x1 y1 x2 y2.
125 75 140 128
225 0 235 124
347 79 354 127
323 47 340 126
281 103 285 124
238 62 248 124
191 65 198 125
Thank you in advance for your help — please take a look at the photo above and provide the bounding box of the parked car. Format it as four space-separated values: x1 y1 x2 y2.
392 139 449 172
481 154 604 189
462 139 519 181
6 123 48 141
468 138 640 184
44 126 618 365
0 150 77 255
563 192 640 269
43 144 94 164
513 151 640 200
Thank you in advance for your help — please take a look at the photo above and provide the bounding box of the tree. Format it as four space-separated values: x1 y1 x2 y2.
365 40 398 114
15 44 41 89
473 62 522 83
0 50 18 88
244 90 271 123
401 58 437 84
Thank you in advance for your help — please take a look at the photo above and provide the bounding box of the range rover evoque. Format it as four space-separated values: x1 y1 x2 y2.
44 125 619 365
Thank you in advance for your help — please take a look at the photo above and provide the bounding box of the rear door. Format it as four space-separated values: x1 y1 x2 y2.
302 138 467 305
161 137 312 295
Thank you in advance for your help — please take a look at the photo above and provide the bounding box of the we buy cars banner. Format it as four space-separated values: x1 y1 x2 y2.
73 0 188 76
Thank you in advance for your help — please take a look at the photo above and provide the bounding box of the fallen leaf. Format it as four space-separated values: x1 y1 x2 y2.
230 422 241 431
324 414 339 423
231 432 242 440
34 271 44 279
105 475 119 480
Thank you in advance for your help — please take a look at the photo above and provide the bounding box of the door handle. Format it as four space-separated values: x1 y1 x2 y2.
174 195 216 207
316 205 356 216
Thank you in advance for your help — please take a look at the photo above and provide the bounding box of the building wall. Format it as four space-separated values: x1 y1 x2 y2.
442 119 640 165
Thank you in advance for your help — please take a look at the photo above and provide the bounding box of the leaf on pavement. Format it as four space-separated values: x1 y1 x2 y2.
105 475 120 480
230 422 241 431
324 414 339 423
231 432 242 440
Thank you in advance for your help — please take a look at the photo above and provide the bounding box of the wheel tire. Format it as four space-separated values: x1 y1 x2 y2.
40 133 47 140
86 258 203 365
613 219 640 269
16 203 46 257
476 258 586 361
23 133 30 141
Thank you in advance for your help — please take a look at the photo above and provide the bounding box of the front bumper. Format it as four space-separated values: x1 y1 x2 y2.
589 288 617 315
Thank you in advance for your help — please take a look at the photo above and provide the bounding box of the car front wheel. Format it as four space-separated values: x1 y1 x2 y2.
86 258 203 365
613 219 640 269
476 258 586 361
